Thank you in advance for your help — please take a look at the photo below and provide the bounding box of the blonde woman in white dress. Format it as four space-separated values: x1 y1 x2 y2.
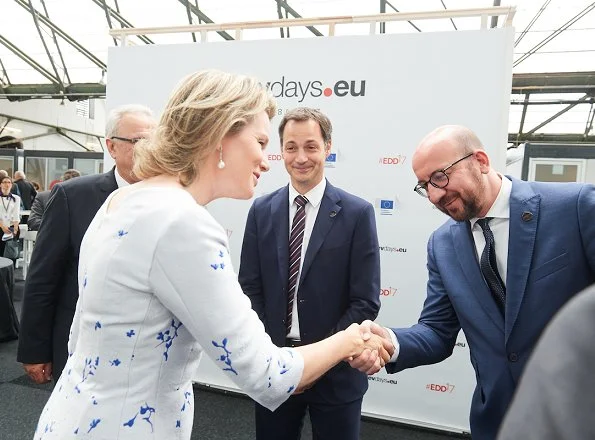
33 70 390 439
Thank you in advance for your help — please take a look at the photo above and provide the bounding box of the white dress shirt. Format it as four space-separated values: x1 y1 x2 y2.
469 174 511 286
114 167 130 188
286 178 327 340
387 175 512 363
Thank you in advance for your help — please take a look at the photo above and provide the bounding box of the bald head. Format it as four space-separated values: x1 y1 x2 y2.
412 125 500 221
415 124 483 158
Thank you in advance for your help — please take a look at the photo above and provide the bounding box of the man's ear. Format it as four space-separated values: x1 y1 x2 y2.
474 150 491 173
325 141 332 157
106 139 116 159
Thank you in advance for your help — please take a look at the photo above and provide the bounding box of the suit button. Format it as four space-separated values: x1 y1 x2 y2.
508 352 518 362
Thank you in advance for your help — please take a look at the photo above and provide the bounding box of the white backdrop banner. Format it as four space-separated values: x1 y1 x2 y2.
106 28 513 434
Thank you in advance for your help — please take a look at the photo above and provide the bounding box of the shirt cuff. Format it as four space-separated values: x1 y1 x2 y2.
387 327 400 363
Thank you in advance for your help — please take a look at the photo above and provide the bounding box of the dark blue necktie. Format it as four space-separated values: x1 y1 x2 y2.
477 218 506 311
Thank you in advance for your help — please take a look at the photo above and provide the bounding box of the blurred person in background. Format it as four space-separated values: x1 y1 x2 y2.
12 170 37 211
498 283 595 440
27 169 81 232
0 176 21 263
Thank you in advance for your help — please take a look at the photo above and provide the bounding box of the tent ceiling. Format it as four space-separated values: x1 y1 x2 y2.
1 0 594 140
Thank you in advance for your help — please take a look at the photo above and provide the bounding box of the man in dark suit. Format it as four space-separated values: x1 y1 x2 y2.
27 169 81 232
350 125 595 440
239 108 381 440
12 171 37 210
17 105 155 384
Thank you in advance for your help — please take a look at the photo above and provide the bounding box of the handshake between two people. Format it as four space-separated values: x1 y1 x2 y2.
344 320 395 375
293 320 395 394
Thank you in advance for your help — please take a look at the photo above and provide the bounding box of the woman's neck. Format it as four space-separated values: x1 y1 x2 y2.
138 174 213 206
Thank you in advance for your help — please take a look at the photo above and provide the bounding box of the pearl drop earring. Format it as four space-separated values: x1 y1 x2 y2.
217 147 225 169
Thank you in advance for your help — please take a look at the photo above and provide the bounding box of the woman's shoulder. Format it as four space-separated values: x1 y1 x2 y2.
128 186 219 226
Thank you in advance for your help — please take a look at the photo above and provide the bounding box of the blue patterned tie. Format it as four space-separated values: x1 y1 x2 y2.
477 218 506 311
287 195 308 335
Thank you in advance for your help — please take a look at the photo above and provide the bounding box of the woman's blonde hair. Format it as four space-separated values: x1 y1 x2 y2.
133 70 276 186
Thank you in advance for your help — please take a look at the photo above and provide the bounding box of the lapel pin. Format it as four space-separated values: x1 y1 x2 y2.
521 211 533 222
330 211 337 217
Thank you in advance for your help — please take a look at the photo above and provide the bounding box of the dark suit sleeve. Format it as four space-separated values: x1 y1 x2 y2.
332 203 381 333
17 185 71 364
387 231 461 373
238 203 266 321
30 182 37 203
27 195 45 231
577 184 595 273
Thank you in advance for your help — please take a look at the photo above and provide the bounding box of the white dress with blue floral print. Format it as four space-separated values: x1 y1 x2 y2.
34 186 304 439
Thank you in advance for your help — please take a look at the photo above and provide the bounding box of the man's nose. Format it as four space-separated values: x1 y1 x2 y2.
295 148 308 162
427 185 446 204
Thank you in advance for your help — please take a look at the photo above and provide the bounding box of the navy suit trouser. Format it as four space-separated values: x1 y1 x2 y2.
255 392 362 440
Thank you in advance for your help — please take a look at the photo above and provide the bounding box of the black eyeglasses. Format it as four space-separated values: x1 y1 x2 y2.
413 153 474 198
110 136 144 145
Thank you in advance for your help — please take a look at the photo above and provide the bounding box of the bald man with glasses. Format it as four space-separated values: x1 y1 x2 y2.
349 125 595 440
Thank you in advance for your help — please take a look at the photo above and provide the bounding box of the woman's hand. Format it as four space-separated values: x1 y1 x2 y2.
343 323 391 366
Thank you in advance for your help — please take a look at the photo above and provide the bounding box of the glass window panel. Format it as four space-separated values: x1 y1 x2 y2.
0 157 15 178
25 157 69 191
535 164 578 182
25 158 46 192
73 158 103 176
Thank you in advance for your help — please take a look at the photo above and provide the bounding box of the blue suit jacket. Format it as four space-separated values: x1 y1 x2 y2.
239 180 381 404
387 177 595 440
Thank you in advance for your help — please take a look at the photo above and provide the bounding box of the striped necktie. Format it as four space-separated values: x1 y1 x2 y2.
286 195 308 335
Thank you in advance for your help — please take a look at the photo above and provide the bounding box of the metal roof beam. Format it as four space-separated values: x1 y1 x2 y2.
0 58 10 86
526 94 591 135
514 0 551 47
512 71 595 94
100 0 120 47
518 93 530 136
14 0 107 71
0 83 105 101
89 0 154 45
39 0 72 84
509 133 595 144
0 34 60 85
176 0 234 40
383 0 422 32
274 0 324 37
0 112 102 138
57 129 91 151
26 0 64 91
184 0 198 42
585 104 595 137
513 2 595 67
